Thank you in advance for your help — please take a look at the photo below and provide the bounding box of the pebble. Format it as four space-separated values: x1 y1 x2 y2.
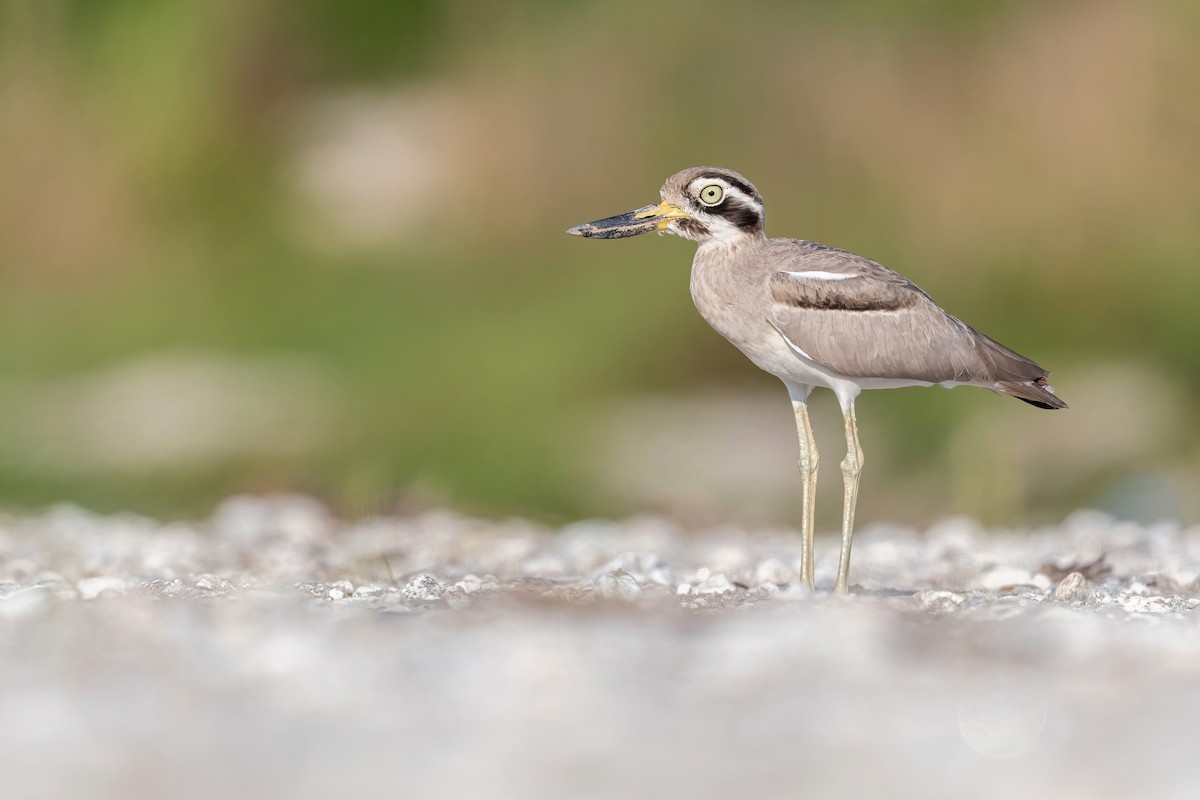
142 578 186 598
1052 572 1091 603
192 574 235 596
0 505 1188 622
1118 594 1175 614
595 569 642 601
455 575 483 594
77 576 127 600
402 574 445 603
443 584 470 609
917 590 966 614
694 573 735 595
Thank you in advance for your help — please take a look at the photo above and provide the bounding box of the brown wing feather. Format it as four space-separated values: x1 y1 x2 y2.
762 240 1066 407
768 277 982 381
764 241 1036 384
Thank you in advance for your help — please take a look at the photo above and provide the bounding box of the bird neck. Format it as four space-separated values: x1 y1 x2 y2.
695 228 765 253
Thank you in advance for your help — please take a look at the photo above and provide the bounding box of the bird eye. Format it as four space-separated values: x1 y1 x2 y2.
698 184 724 206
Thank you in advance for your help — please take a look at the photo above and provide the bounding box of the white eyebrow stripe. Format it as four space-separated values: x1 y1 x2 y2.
783 270 857 281
687 177 764 213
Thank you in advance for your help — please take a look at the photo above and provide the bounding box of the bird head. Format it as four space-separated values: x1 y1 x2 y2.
566 166 766 245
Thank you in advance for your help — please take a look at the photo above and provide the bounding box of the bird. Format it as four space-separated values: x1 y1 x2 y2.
567 166 1066 593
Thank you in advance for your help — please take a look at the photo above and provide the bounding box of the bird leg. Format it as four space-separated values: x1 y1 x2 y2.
836 403 864 593
791 398 819 590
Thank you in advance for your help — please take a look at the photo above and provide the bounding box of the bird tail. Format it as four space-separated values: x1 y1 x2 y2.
970 328 1068 410
995 376 1068 410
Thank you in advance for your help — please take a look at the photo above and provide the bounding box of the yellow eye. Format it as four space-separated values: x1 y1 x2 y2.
698 184 724 206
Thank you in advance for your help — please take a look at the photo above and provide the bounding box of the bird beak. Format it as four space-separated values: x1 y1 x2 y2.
566 201 690 239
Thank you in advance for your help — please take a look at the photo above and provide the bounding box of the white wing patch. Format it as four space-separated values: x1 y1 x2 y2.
783 270 856 281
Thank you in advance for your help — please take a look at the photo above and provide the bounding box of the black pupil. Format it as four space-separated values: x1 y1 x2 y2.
704 188 719 201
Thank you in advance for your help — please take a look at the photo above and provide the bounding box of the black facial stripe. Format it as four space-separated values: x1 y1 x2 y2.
724 177 761 204
709 198 763 230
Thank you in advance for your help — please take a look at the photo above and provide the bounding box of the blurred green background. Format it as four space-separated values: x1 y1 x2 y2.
1 0 1198 526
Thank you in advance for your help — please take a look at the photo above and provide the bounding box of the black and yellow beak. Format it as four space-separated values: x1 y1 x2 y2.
566 201 690 239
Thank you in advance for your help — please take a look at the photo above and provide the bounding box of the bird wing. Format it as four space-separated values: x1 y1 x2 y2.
764 240 998 383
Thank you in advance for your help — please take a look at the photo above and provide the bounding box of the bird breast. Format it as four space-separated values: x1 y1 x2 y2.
689 245 765 349
688 242 855 390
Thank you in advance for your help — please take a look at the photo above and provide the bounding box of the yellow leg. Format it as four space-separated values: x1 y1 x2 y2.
791 398 819 590
836 403 864 593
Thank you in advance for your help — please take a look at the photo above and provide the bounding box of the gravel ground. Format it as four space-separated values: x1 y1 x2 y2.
3 497 1200 800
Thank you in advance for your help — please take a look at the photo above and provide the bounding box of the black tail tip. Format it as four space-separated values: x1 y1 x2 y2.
1001 378 1068 410
1017 395 1069 410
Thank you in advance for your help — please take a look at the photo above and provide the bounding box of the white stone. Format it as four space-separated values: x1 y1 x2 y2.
401 574 444 603
443 584 470 609
1119 594 1173 614
455 574 483 594
77 576 127 600
695 574 735 595
595 569 642 602
918 590 966 614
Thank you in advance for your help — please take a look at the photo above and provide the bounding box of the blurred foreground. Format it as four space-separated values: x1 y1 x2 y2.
3 497 1200 799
